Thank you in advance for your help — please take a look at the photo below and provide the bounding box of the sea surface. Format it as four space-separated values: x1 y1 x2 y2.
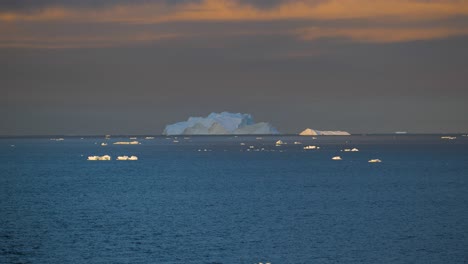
1 135 467 264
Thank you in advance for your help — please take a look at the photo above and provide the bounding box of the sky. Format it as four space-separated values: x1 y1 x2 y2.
1 0 468 135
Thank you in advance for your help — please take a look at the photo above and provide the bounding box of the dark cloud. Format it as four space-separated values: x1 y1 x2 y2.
0 0 198 12
0 0 293 12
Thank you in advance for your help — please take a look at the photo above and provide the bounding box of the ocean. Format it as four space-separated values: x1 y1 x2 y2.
1 135 467 263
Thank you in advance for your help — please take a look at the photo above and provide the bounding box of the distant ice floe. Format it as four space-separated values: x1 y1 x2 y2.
163 112 279 135
101 143 108 146
113 141 140 145
294 141 302 145
198 149 212 152
441 136 456 140
368 159 382 163
88 155 111 161
303 145 319 150
117 155 138 161
145 137 155 140
275 140 284 146
300 128 350 136
342 148 359 152
50 138 64 141
332 156 342 160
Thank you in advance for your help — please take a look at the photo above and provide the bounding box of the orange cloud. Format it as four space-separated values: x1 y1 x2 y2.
1 0 468 48
297 26 468 43
2 0 468 23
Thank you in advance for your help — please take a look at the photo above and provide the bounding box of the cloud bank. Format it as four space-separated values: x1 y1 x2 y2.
1 0 468 48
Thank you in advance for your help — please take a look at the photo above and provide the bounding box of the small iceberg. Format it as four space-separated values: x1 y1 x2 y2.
368 159 382 163
50 138 64 141
343 148 359 152
129 137 137 139
87 155 111 161
294 141 302 145
275 140 284 146
303 145 318 150
332 156 342 160
101 143 108 146
300 128 350 136
117 155 138 160
113 141 140 145
145 137 155 140
441 136 456 140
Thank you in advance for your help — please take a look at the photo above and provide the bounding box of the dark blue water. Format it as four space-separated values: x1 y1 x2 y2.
1 135 468 263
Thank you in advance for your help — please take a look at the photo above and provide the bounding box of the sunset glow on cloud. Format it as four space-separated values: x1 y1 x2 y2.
1 0 468 48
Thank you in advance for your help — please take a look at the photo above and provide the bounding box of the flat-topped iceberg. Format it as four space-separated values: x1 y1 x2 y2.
299 128 350 136
163 112 279 135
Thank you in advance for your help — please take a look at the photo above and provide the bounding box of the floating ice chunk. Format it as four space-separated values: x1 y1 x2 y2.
332 156 342 160
275 140 284 146
294 141 302 145
101 143 108 146
113 141 140 145
128 156 138 160
351 148 359 152
368 159 382 163
88 155 111 161
303 145 317 150
441 136 456 140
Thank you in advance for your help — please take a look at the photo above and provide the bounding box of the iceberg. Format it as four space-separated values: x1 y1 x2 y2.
87 155 111 161
299 128 350 136
163 112 279 135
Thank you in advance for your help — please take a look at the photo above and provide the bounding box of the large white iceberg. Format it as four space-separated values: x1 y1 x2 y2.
163 112 279 135
299 128 350 136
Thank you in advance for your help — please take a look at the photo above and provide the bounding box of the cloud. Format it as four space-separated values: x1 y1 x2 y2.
1 0 468 48
296 26 468 43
